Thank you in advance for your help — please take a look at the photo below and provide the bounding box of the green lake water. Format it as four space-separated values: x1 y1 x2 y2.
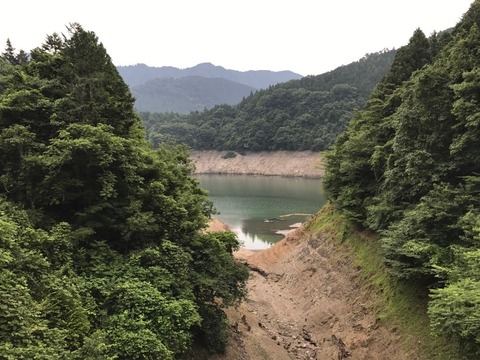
196 174 326 249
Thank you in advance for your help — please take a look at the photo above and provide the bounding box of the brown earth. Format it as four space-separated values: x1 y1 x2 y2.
206 216 420 360
205 218 232 232
190 150 325 178
201 152 418 359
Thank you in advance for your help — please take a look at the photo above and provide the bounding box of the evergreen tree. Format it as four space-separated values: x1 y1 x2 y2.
324 29 434 227
1 39 18 65
324 1 480 354
0 24 248 358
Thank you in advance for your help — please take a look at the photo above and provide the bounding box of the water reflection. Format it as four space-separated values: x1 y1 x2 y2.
240 214 311 246
196 174 326 249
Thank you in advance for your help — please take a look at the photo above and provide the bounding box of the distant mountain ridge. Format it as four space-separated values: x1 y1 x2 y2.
117 62 303 113
131 76 256 113
140 49 397 151
117 62 303 89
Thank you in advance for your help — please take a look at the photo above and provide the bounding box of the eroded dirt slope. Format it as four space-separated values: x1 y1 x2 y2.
200 152 419 359
209 220 421 360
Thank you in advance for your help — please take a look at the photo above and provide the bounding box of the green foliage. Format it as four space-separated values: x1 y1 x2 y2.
0 24 248 358
428 202 480 356
429 277 480 357
107 314 174 360
324 28 439 227
189 232 248 306
324 2 480 355
307 204 463 360
139 49 396 151
195 303 229 353
221 151 237 159
106 280 200 355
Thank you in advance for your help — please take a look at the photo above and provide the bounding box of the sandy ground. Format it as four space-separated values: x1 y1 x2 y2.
205 218 232 232
206 218 421 360
190 150 325 178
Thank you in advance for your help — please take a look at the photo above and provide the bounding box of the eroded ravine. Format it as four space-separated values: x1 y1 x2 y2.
201 153 419 359
210 221 421 360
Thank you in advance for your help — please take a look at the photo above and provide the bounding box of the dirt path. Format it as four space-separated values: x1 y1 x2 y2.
209 222 421 360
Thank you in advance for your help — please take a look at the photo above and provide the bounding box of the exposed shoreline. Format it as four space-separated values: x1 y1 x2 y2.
200 152 414 359
198 150 324 249
190 150 325 178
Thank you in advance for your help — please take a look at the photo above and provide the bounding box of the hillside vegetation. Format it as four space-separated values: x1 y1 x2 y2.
131 75 256 113
2 2 479 359
325 1 480 357
117 62 302 113
140 49 396 151
0 24 248 358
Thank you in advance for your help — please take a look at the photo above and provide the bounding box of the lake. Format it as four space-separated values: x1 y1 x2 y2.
196 174 326 249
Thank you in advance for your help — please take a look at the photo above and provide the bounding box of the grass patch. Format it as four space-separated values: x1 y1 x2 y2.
305 202 464 360
221 151 237 159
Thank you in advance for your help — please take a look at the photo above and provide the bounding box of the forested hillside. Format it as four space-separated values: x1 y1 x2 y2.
0 24 248 358
140 49 396 151
131 75 256 113
119 63 302 113
324 1 480 357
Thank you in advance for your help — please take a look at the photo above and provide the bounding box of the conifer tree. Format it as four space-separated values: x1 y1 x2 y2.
1 39 18 65
0 24 248 358
324 1 480 354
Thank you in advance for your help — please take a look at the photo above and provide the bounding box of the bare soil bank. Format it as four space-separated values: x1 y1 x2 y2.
200 152 418 359
190 151 325 178
205 216 419 360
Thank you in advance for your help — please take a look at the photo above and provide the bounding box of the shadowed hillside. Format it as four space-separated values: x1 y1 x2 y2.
119 63 302 113
131 76 256 113
140 49 397 151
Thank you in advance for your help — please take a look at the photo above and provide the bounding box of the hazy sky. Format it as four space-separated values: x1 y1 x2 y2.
1 1 474 76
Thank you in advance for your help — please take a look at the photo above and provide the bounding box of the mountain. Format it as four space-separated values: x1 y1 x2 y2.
140 49 397 151
118 62 302 113
130 75 256 113
117 62 303 89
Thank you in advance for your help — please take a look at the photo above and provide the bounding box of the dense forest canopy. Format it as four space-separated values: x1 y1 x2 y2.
0 24 248 358
324 1 480 356
139 49 397 152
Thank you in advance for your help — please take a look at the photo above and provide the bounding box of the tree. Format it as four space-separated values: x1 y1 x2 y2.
138 49 397 152
325 1 480 355
0 24 248 357
1 39 18 65
324 29 434 226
